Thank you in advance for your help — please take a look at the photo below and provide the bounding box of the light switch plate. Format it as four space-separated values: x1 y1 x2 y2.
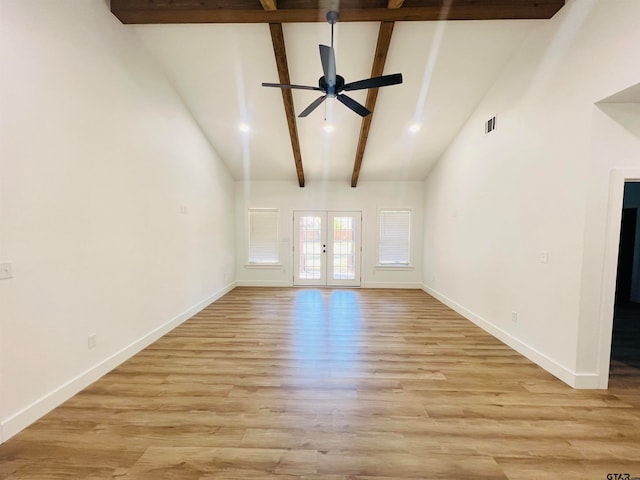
0 262 13 279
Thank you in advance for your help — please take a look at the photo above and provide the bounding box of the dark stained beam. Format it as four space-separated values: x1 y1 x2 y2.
351 0 401 186
259 0 277 11
262 0 305 187
351 21 394 188
268 23 305 187
111 2 565 24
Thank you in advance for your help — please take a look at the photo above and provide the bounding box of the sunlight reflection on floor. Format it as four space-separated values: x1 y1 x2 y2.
291 289 362 381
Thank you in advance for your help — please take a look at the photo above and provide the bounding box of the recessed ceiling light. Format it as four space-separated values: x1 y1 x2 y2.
238 123 251 133
323 123 335 133
409 123 421 133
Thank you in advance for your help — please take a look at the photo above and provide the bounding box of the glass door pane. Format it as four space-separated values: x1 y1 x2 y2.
328 211 361 287
332 216 354 280
293 212 326 286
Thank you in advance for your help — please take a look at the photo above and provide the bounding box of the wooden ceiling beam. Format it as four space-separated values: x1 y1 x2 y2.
111 2 565 24
268 23 305 187
349 0 402 186
259 0 278 11
262 0 305 187
351 21 395 188
387 0 405 8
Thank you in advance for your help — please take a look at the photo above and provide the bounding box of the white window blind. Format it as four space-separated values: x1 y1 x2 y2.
378 209 411 265
248 209 279 264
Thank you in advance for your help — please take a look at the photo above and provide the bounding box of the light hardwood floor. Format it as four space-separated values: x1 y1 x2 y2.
1 288 639 479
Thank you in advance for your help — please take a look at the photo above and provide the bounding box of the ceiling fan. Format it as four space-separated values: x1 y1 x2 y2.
262 10 403 118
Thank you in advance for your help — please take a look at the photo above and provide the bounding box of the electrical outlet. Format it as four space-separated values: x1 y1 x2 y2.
0 262 13 279
540 251 549 264
511 311 518 323
88 334 97 349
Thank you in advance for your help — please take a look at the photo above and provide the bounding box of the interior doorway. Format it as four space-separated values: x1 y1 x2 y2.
615 208 637 303
610 182 640 380
293 211 361 287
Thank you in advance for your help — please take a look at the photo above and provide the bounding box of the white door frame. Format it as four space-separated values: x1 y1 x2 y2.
598 169 640 388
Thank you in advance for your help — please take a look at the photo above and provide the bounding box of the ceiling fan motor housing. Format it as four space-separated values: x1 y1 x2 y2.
319 75 344 97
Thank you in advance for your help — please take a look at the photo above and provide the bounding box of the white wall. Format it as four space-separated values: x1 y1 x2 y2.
0 0 236 442
422 0 640 388
236 181 424 288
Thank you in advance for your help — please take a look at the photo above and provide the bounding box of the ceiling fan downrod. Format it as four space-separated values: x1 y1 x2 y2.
326 10 338 49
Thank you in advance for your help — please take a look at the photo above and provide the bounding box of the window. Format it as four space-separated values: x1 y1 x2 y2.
248 209 279 265
378 209 411 266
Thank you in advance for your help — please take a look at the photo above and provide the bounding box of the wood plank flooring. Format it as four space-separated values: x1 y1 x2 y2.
1 287 639 479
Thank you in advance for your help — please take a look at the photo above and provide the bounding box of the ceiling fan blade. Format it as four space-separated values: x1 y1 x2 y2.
298 95 328 118
342 73 403 92
337 94 371 117
319 45 337 88
262 82 322 91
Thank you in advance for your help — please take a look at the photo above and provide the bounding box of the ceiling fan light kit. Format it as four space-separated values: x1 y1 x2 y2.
262 10 403 119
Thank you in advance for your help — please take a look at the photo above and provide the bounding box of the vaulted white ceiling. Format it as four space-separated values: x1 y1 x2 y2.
130 18 543 185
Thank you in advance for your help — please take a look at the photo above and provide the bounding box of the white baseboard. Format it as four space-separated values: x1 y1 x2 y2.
0 281 236 444
572 372 601 389
238 281 422 289
236 280 292 287
364 281 422 289
421 283 600 389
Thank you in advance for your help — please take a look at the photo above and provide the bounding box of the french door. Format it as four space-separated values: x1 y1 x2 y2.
293 211 361 287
